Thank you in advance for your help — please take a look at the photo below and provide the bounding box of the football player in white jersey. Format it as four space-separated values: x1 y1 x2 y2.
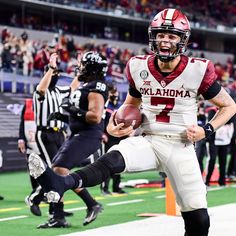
28 9 236 235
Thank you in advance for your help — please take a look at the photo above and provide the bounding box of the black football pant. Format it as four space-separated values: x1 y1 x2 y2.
101 140 123 193
33 129 64 209
71 150 125 188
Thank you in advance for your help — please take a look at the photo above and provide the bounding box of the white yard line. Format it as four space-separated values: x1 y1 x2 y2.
155 195 165 199
60 203 236 236
63 206 87 212
107 199 144 206
0 215 28 222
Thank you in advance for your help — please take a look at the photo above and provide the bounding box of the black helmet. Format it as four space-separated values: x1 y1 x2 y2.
78 51 108 81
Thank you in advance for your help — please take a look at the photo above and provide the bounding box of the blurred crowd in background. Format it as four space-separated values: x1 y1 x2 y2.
9 0 236 30
0 27 135 83
1 27 236 88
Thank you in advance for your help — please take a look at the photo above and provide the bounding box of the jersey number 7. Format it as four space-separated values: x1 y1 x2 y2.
151 97 175 123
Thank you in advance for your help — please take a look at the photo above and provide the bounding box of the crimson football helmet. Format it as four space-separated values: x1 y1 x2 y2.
148 8 191 62
78 51 108 81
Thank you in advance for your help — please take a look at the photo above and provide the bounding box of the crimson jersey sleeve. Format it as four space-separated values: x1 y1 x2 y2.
129 85 142 98
198 60 218 95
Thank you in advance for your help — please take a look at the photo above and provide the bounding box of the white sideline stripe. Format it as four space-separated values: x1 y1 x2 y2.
0 215 28 222
107 199 144 206
207 186 227 191
60 203 236 236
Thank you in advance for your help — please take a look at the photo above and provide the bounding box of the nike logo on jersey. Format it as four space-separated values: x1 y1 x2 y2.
180 84 186 90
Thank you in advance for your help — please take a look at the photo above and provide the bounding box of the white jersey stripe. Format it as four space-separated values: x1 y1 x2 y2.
164 8 175 24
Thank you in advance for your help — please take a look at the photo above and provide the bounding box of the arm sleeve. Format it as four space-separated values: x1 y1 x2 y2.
128 85 142 98
202 81 221 100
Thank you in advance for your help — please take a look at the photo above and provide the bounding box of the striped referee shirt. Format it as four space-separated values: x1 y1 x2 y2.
33 86 71 129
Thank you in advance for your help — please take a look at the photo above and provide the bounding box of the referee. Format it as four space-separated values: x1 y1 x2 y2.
30 53 79 216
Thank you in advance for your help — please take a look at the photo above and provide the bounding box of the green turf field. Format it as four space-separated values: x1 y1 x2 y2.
0 170 235 236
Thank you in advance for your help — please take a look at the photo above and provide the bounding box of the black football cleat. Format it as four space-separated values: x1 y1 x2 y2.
25 196 42 216
101 190 112 196
83 203 103 226
64 211 74 217
113 189 127 194
28 153 65 203
37 217 70 228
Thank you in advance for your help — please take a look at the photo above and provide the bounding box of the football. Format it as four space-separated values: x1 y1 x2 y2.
114 104 142 129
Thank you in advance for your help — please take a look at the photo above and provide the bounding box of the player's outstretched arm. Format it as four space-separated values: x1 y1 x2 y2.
208 87 236 129
187 87 236 143
37 53 58 95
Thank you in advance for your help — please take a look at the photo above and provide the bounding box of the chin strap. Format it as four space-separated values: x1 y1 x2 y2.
158 54 176 62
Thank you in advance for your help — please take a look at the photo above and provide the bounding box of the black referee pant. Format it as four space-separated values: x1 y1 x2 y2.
36 127 65 167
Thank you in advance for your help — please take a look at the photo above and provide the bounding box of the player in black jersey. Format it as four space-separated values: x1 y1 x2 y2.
31 51 108 228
